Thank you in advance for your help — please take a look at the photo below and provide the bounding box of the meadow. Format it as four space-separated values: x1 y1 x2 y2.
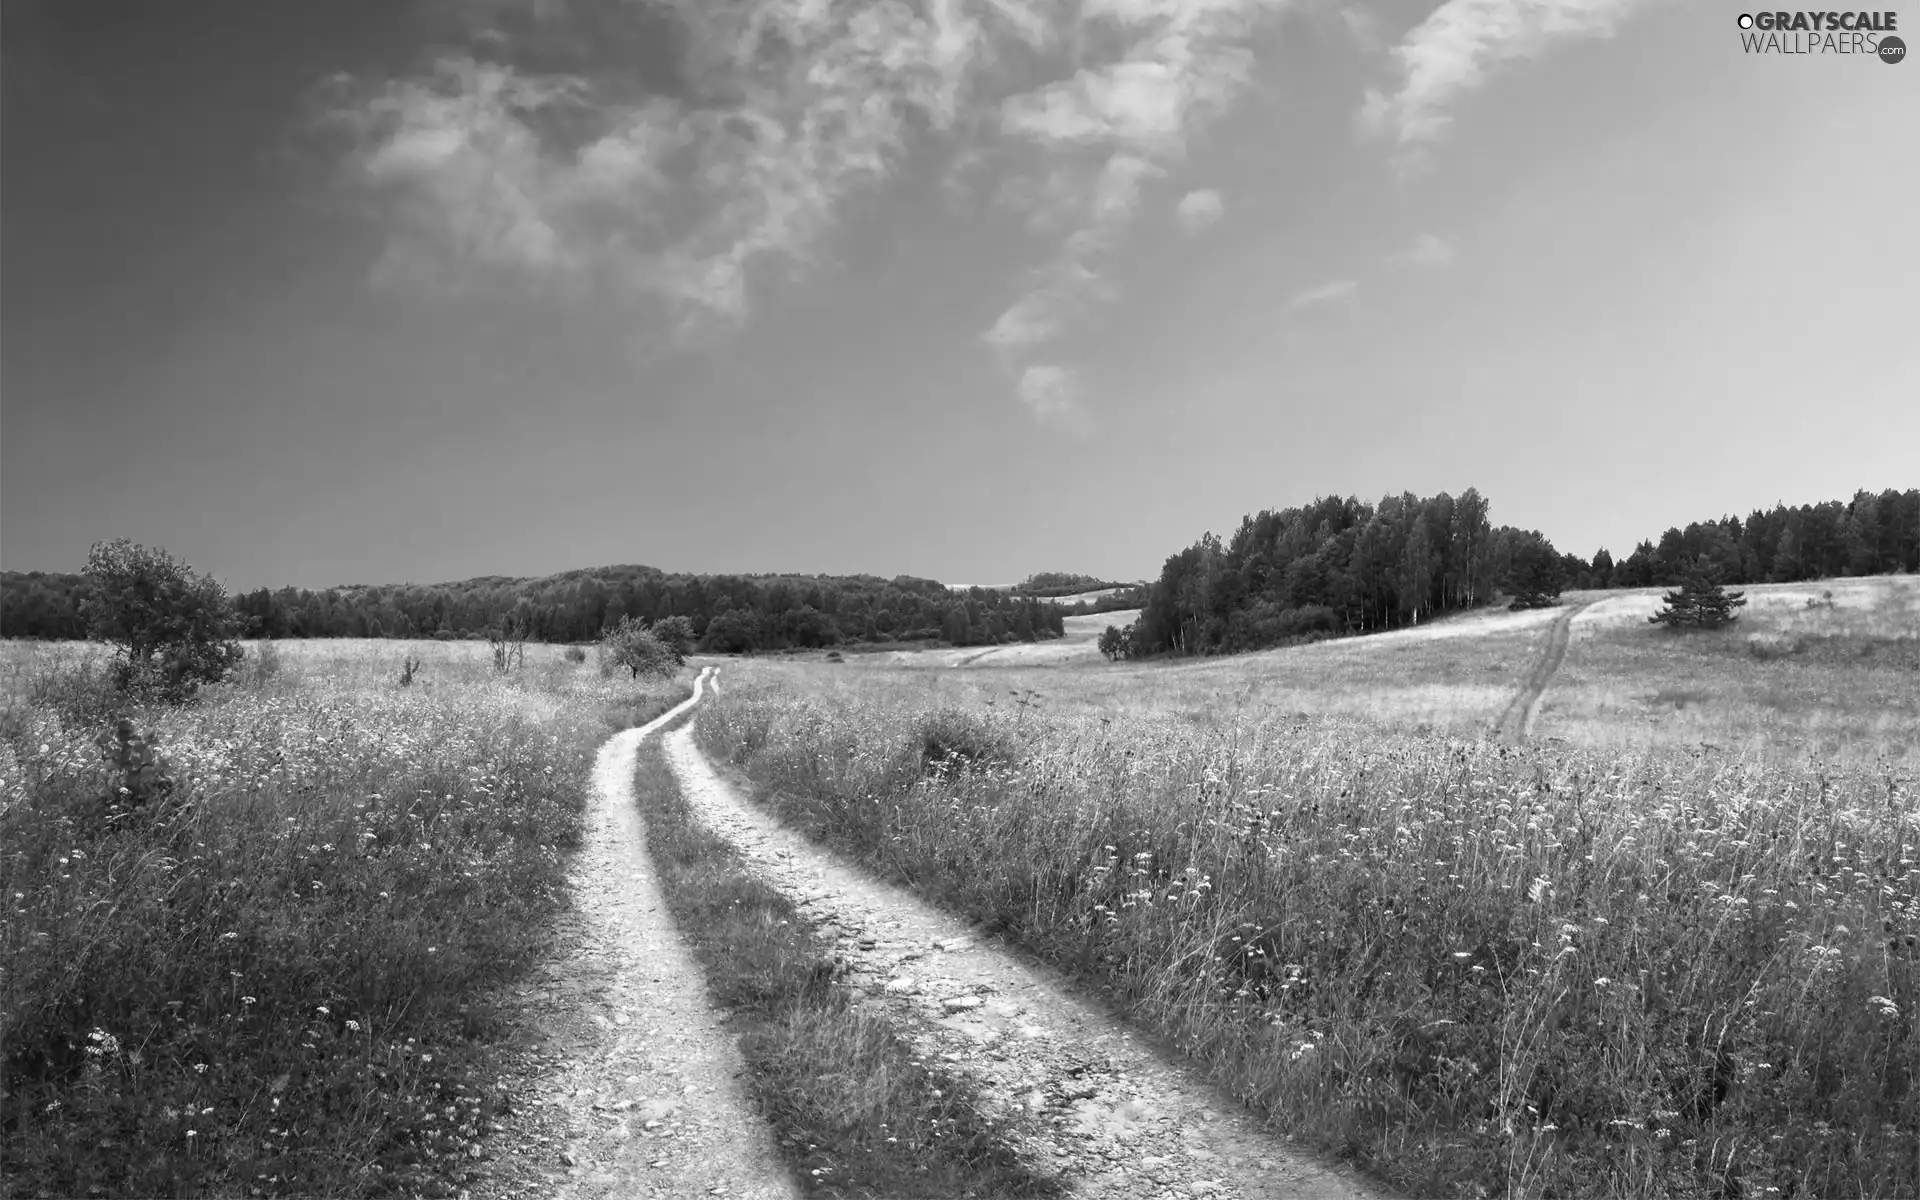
692 576 1920 1199
0 638 686 1198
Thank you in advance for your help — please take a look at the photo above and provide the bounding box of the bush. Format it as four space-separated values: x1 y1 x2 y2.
79 539 244 704
564 644 588 664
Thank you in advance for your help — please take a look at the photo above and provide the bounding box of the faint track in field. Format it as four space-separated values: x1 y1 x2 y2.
1492 600 1593 744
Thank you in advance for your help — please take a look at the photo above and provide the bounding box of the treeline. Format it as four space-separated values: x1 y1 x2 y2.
1588 488 1920 588
1132 489 1532 655
1012 572 1133 597
0 565 1068 652
1128 486 1917 659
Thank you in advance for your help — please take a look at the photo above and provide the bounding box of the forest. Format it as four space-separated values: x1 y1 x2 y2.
0 565 1066 652
1129 487 1920 657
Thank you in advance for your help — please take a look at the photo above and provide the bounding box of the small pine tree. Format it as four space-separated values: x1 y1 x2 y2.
1649 564 1748 630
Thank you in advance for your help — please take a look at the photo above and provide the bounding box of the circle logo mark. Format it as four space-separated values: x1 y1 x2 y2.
1881 35 1907 63
1737 13 1755 28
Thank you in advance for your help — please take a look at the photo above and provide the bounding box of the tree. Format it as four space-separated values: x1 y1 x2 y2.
1648 565 1748 630
1590 548 1615 588
80 538 245 702
1097 623 1133 661
650 615 696 658
1505 532 1567 610
600 615 680 679
701 608 760 654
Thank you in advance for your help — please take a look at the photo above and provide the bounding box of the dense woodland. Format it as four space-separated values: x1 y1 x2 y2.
1131 487 1919 657
0 566 1066 651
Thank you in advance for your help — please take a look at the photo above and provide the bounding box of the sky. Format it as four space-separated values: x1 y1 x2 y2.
3 0 1916 591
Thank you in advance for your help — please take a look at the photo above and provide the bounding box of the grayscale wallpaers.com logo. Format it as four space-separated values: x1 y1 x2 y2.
1737 11 1905 59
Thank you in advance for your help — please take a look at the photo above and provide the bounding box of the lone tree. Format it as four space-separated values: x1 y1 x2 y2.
1649 564 1748 630
1097 623 1134 662
600 615 682 680
1506 533 1568 610
80 538 245 702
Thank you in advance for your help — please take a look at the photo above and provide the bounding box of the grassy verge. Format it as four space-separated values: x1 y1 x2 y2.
0 645 684 1198
693 678 1919 1200
629 718 1063 1198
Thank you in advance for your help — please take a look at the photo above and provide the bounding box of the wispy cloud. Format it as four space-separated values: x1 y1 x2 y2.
1402 231 1456 267
1015 364 1093 433
980 0 1295 420
1285 277 1359 313
1175 188 1225 235
329 1 991 343
1358 0 1646 151
329 0 1297 424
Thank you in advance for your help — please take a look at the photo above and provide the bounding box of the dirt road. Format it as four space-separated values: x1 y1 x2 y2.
474 670 797 1200
661 714 1388 1200
1491 600 1591 744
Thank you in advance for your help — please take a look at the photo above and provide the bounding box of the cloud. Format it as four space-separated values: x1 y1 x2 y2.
331 0 1295 425
1285 277 1358 312
330 1 989 341
1402 231 1455 267
979 0 1292 416
1359 0 1646 149
1015 365 1094 435
1175 188 1225 235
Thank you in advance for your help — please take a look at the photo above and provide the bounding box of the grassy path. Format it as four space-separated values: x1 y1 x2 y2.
1491 600 1592 743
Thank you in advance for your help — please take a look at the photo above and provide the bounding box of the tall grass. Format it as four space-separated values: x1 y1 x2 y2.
630 727 1063 1198
0 639 686 1197
694 677 1919 1199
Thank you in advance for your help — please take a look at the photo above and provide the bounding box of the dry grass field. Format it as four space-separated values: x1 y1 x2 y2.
4 575 1913 1198
692 574 1920 1199
1537 577 1920 761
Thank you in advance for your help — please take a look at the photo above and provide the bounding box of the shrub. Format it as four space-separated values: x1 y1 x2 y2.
79 539 244 704
564 645 588 664
398 655 422 687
